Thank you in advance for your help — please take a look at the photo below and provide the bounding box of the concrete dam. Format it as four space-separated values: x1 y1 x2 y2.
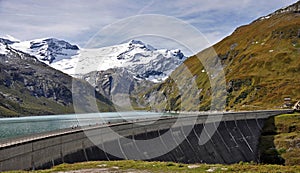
0 110 293 171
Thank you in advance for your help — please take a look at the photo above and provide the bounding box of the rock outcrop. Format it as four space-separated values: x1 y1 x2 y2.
294 101 300 111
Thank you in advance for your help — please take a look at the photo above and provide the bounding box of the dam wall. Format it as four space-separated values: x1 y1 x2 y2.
0 110 293 171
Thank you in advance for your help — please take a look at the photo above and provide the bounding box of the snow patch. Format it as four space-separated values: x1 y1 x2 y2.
0 43 8 55
260 15 271 20
258 1 300 21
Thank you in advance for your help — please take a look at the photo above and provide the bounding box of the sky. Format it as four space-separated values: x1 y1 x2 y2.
0 0 297 55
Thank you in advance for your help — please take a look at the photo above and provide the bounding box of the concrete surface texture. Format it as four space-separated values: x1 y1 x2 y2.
0 110 293 171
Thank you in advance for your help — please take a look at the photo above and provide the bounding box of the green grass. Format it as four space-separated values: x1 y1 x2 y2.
0 85 75 117
4 160 300 173
136 11 300 111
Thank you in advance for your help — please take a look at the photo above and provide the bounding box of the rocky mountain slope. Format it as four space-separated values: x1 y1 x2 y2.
137 1 300 111
8 38 186 109
83 67 155 110
0 42 114 117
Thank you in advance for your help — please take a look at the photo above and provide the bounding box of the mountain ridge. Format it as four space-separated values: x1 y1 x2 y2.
0 43 115 117
256 1 300 21
8 38 186 83
136 1 300 111
1 37 188 113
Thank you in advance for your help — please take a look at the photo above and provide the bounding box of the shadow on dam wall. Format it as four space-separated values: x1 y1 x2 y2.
258 116 285 165
36 119 265 170
0 110 293 171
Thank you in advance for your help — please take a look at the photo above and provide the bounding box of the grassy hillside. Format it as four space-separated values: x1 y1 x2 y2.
213 11 300 110
138 2 300 111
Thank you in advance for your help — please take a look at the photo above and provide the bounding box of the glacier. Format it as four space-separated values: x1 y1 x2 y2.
9 38 186 83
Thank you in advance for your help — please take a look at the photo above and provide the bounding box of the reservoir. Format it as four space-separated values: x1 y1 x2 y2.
0 111 168 140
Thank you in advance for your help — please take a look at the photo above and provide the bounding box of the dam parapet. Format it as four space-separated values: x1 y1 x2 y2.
0 110 293 171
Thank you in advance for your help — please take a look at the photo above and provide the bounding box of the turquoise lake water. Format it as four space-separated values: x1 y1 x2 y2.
0 112 168 140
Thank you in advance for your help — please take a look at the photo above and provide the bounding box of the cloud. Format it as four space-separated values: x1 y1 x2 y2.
0 0 298 51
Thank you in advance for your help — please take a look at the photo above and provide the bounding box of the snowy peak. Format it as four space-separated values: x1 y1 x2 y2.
29 38 79 52
0 38 18 45
11 38 79 63
115 39 184 62
69 39 186 82
5 37 186 83
1 35 20 42
116 40 155 60
83 40 187 82
127 39 155 51
0 37 17 55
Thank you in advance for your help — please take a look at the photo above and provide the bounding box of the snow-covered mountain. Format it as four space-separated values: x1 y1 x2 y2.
11 38 79 63
8 38 186 83
0 38 18 55
0 38 115 116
